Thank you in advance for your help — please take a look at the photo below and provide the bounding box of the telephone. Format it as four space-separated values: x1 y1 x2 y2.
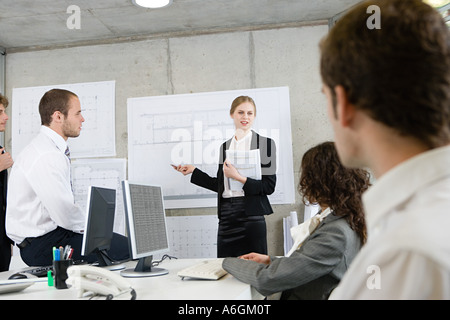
66 265 136 300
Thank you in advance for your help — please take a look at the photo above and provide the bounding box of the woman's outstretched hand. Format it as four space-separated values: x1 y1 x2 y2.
172 164 196 176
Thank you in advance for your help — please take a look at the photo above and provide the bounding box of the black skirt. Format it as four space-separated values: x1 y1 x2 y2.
217 197 267 258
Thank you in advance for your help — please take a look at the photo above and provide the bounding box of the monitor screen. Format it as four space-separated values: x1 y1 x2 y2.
81 186 117 267
121 181 169 277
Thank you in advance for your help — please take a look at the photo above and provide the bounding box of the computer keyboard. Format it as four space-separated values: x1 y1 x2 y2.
177 259 228 280
23 266 53 278
22 260 87 278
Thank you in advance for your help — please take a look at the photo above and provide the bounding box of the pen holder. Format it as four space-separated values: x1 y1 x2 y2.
52 259 73 289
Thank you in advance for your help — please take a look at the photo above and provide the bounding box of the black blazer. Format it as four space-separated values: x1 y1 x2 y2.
191 131 276 218
0 160 13 271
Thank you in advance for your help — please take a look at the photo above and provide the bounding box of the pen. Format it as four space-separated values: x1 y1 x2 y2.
52 246 56 260
64 245 72 259
63 245 70 259
67 248 74 259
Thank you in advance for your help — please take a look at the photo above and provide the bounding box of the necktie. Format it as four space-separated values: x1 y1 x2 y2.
65 146 73 192
65 146 71 161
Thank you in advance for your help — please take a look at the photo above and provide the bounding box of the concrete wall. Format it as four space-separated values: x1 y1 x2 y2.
4 23 333 256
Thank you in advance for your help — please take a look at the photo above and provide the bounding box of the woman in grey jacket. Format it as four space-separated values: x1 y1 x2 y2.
222 141 370 299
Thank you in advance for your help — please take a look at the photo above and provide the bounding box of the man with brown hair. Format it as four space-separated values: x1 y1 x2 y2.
0 94 13 271
6 89 128 266
321 0 450 299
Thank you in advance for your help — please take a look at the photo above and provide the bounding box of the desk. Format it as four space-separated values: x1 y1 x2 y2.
0 258 264 300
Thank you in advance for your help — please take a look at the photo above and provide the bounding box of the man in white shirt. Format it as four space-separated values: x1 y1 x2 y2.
320 0 450 299
6 89 129 266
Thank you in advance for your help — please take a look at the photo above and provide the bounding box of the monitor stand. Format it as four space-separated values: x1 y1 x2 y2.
120 256 168 278
92 249 126 271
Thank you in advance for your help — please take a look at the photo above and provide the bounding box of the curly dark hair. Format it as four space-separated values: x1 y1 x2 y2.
298 142 370 244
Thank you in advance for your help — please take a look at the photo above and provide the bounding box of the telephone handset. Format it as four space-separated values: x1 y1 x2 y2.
66 265 136 300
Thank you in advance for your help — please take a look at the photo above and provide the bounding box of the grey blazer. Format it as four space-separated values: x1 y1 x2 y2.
222 213 362 300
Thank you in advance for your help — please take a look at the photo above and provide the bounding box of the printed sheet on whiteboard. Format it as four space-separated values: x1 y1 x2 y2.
71 158 127 235
11 80 116 159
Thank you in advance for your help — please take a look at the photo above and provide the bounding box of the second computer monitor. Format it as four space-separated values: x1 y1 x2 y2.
121 181 170 277
81 186 126 270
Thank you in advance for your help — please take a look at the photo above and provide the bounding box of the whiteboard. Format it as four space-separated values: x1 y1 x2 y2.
127 87 295 209
11 80 116 158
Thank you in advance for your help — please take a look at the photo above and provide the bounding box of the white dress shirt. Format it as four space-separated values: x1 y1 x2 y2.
6 126 85 244
222 130 252 198
330 145 450 299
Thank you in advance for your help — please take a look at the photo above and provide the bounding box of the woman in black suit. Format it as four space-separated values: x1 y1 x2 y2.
174 96 276 257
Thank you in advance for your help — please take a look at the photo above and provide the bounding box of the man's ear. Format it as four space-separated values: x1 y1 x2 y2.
334 85 356 128
51 111 64 124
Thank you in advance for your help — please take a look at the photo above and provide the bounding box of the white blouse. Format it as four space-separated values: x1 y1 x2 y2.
222 130 252 198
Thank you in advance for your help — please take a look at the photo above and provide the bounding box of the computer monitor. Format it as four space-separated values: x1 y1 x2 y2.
120 181 170 278
81 186 125 271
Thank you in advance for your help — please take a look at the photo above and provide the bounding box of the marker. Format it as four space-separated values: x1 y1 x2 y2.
54 248 60 261
52 247 57 260
47 270 54 287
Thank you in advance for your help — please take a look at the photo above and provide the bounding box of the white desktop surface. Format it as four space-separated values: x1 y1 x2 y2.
0 258 264 300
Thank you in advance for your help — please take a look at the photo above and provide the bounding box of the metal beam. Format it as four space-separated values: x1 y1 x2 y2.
0 47 5 95
0 47 5 147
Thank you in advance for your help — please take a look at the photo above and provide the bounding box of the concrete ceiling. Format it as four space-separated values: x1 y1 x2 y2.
0 0 364 52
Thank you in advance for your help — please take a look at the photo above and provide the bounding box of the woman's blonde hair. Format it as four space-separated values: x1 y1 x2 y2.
230 96 256 116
